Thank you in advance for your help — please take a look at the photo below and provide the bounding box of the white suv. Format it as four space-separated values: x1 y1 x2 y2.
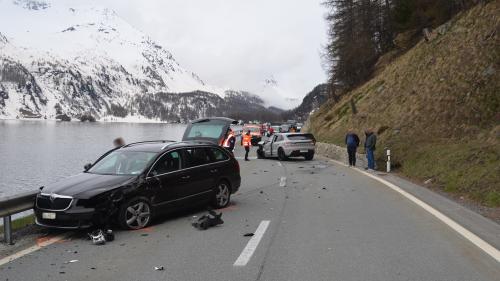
257 133 316 161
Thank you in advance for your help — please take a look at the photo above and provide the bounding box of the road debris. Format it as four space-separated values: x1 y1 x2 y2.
69 260 78 263
192 210 223 230
243 233 254 237
104 229 115 241
154 266 165 271
88 229 114 245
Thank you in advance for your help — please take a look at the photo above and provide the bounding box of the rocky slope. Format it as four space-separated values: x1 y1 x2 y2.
306 1 500 207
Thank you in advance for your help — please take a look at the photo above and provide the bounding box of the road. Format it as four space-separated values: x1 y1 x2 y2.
0 145 499 281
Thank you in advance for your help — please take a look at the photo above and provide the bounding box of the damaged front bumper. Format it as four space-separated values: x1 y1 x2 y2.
34 207 96 229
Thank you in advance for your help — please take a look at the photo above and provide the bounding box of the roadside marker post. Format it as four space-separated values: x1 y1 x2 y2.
386 149 391 173
3 216 13 245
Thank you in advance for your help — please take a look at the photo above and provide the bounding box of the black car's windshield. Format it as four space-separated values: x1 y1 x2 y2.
88 151 157 175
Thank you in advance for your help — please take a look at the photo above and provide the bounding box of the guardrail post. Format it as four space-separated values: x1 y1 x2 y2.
386 149 391 173
3 215 13 245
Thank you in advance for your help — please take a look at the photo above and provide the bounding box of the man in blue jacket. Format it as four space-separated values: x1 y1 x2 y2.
345 129 360 167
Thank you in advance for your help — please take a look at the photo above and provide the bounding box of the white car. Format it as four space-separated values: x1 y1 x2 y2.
257 133 316 161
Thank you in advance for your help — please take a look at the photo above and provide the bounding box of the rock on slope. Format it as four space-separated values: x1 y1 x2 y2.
306 1 500 206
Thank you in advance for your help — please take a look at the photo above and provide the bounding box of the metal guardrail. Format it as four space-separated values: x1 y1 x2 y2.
0 190 38 245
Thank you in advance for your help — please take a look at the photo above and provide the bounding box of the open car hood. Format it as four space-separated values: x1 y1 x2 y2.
182 117 238 145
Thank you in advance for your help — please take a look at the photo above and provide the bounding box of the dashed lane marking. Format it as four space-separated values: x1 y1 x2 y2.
279 177 287 187
329 158 500 263
233 220 271 266
0 232 72 267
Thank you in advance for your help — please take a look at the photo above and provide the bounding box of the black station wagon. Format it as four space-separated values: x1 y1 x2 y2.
34 118 240 230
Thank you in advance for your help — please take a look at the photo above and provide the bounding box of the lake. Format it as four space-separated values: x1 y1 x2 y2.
0 120 186 197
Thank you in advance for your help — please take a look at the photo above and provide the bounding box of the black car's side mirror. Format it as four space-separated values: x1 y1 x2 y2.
84 163 92 171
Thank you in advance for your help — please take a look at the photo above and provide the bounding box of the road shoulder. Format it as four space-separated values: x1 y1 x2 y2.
318 156 500 257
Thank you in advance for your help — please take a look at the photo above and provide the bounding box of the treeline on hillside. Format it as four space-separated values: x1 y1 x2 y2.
323 0 479 89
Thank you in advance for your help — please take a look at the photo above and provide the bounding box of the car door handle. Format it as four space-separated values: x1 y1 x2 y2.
210 169 218 173
181 175 191 179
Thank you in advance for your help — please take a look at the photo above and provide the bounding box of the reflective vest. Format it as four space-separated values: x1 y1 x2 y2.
223 133 235 148
242 134 252 147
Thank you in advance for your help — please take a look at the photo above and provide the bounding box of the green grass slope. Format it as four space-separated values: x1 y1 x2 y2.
307 1 500 207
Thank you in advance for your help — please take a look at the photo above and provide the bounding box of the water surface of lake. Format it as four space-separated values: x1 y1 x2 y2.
0 120 186 197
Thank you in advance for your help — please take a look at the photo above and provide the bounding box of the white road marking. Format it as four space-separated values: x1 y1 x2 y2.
329 158 500 263
234 220 270 266
0 233 71 267
279 177 287 187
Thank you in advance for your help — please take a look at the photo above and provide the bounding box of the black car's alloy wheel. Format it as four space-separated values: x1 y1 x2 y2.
212 181 231 208
119 197 152 230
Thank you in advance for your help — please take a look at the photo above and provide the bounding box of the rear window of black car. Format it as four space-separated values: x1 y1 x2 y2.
286 134 315 141
184 148 211 167
208 147 229 162
149 150 182 176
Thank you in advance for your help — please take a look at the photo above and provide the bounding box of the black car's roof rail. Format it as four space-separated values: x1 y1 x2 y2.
123 140 176 147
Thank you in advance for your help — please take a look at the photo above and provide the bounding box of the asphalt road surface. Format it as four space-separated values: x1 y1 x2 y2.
0 145 499 281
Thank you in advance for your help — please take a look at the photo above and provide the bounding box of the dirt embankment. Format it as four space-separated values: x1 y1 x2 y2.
306 1 500 207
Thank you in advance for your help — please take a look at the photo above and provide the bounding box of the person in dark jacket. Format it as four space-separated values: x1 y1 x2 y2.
345 129 360 167
364 129 377 170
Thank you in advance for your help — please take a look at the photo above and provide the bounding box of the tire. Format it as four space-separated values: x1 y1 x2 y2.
212 181 231 208
278 148 287 161
305 152 314 161
257 147 265 159
118 197 152 230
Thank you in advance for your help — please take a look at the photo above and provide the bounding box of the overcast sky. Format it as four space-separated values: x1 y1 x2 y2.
78 0 329 100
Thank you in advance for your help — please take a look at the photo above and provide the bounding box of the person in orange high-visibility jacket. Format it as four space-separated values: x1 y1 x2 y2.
241 130 252 161
223 129 236 153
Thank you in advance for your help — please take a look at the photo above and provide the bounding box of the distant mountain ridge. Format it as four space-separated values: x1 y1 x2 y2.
0 0 287 121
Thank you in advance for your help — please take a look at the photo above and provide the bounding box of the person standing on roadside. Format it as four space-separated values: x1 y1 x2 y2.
364 129 377 170
223 128 236 154
241 130 252 161
345 129 360 167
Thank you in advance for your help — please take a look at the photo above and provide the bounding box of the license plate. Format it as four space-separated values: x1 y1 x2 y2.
42 212 56 220
300 150 308 153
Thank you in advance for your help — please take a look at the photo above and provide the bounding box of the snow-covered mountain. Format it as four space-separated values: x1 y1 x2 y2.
0 0 282 121
258 76 301 110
